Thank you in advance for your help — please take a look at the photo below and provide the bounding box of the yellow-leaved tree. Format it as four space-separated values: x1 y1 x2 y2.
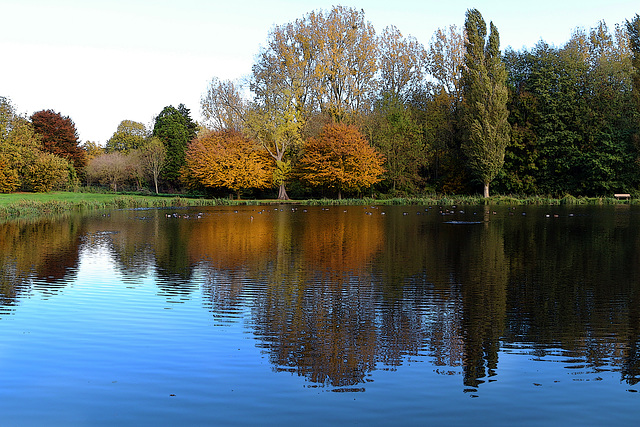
298 123 385 199
0 97 70 193
185 130 272 199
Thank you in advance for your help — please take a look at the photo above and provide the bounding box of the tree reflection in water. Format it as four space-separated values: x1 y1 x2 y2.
1 205 640 389
0 215 82 310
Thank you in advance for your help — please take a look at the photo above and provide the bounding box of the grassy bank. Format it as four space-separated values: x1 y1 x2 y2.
307 194 636 206
0 192 635 219
0 192 219 219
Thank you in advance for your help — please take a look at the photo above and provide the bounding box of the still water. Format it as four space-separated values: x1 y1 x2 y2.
1 204 639 425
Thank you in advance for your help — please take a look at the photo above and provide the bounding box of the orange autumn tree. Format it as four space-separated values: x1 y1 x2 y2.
185 130 272 198
299 123 385 198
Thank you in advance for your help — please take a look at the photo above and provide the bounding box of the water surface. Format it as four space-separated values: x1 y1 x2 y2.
1 204 639 425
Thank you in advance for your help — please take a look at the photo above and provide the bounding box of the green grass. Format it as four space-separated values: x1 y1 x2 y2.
0 191 635 220
0 192 150 206
0 192 205 219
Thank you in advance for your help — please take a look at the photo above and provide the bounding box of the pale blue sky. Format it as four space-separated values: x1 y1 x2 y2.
1 0 637 143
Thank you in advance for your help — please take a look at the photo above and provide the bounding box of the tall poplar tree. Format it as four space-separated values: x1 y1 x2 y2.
461 9 510 197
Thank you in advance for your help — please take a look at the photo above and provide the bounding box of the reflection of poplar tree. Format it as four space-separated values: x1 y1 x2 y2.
457 222 508 388
255 275 378 388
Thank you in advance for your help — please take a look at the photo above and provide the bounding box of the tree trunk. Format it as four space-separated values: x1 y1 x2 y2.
154 176 159 194
278 183 289 200
338 189 342 200
483 182 490 198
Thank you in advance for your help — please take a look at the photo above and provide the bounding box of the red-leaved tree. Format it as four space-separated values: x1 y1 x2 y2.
31 109 87 171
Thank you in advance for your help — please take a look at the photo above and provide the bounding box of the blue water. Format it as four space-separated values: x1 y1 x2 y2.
1 205 639 425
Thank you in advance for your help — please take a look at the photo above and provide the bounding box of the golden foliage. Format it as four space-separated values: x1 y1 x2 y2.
299 123 385 195
313 6 378 119
0 110 70 193
185 130 272 196
253 5 378 123
22 151 70 192
0 156 19 193
82 141 104 161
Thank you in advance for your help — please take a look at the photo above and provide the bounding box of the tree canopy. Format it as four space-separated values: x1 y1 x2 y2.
30 109 86 171
628 15 640 114
298 122 385 198
200 77 247 132
461 9 510 198
252 5 379 124
185 130 272 198
106 120 148 153
0 99 71 192
500 23 638 196
152 104 197 186
367 93 426 194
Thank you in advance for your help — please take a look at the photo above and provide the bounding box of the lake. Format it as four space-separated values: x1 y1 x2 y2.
1 204 639 425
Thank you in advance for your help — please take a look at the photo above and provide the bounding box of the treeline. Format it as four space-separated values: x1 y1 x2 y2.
199 7 640 198
502 24 640 195
199 7 640 199
2 7 640 198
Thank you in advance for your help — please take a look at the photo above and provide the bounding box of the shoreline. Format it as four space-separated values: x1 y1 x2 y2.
0 192 635 220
